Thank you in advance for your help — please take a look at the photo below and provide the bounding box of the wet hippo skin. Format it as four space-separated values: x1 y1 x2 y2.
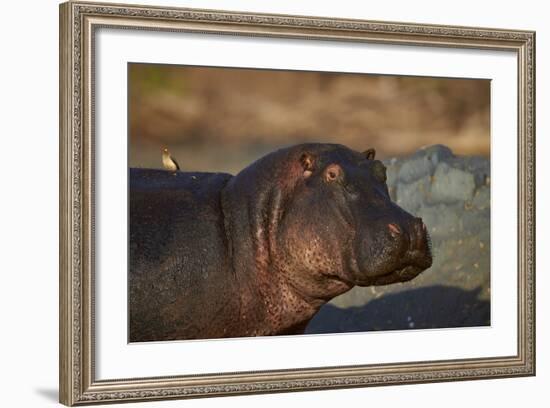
129 143 432 342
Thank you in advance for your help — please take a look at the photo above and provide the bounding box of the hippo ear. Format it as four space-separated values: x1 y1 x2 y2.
299 152 315 178
363 148 376 160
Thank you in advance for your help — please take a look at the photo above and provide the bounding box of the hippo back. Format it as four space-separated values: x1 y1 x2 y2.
129 168 236 342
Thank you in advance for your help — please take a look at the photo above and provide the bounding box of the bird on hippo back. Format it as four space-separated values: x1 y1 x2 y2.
129 143 433 342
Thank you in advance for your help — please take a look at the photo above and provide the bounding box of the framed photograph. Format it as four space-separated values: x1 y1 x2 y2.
59 1 535 405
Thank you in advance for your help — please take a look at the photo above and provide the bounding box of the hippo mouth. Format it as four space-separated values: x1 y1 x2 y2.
353 217 433 287
352 259 431 287
350 234 433 287
367 264 427 286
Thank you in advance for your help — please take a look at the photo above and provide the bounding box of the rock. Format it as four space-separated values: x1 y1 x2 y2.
472 185 490 210
392 144 454 185
396 178 431 213
384 157 400 194
422 144 454 165
461 207 491 237
461 156 491 188
430 162 476 203
416 203 462 239
397 155 434 184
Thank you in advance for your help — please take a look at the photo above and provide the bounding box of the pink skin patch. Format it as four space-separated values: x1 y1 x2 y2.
388 223 401 237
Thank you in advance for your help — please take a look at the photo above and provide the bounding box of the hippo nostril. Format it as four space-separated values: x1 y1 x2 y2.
388 223 401 237
410 218 430 251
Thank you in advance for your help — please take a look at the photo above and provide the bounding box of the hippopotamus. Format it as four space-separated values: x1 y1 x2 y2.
129 143 432 342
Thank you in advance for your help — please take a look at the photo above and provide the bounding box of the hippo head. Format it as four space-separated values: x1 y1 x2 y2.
223 143 432 305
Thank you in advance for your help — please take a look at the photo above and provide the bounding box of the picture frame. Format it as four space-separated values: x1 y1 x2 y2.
59 1 536 405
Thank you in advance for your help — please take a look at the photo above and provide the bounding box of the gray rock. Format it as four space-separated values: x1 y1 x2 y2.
462 156 491 188
421 144 454 166
472 186 490 210
417 203 463 239
395 178 431 213
461 207 490 236
395 144 455 184
397 156 433 184
384 157 400 195
431 162 476 203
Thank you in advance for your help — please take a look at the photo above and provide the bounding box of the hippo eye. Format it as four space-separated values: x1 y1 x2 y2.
324 164 343 183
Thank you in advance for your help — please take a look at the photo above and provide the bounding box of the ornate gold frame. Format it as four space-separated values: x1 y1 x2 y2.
59 1 536 405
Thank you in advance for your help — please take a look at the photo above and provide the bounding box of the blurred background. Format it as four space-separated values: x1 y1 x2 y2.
128 63 490 173
129 63 491 333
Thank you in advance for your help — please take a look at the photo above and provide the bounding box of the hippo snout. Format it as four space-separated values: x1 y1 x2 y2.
405 217 433 268
386 218 426 244
354 215 433 287
394 217 431 257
